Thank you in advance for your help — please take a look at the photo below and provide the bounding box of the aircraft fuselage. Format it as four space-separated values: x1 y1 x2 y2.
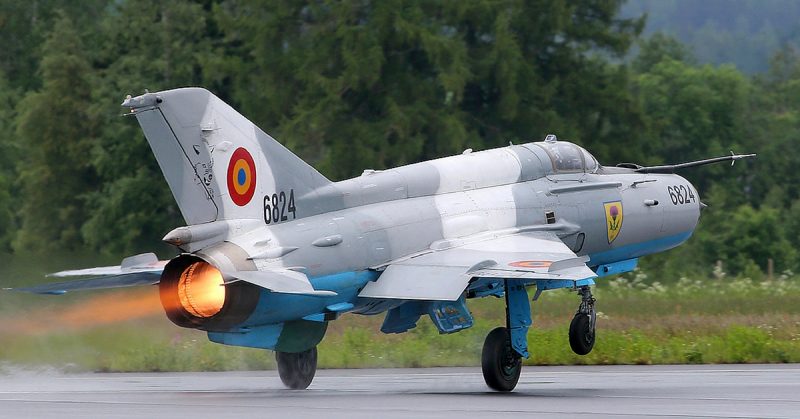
191 142 700 326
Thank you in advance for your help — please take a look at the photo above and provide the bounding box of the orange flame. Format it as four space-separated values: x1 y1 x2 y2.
177 262 226 318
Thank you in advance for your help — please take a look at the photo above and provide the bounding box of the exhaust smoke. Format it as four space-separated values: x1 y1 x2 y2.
0 288 162 336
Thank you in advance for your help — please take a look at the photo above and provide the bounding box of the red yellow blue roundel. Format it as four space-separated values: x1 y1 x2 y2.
227 147 256 206
509 260 553 269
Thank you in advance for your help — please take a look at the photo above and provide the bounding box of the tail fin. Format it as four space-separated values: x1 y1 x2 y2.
122 88 332 225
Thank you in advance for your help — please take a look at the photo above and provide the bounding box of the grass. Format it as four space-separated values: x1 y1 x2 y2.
1 266 799 372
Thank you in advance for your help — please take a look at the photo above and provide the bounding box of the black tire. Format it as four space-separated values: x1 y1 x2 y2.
481 327 522 392
276 347 318 389
569 314 595 355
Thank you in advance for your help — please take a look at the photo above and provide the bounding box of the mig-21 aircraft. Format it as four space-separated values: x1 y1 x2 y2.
15 88 754 391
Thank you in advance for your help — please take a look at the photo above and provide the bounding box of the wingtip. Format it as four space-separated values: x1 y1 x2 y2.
9 287 68 295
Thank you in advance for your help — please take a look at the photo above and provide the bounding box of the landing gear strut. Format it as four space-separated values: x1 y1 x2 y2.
481 281 531 392
569 286 596 355
276 346 318 389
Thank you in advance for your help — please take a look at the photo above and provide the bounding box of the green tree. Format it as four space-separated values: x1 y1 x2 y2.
0 0 109 91
0 70 17 250
743 47 800 207
632 33 694 73
81 0 217 254
215 0 645 179
13 13 97 252
696 204 797 275
5 0 791 279
633 58 750 192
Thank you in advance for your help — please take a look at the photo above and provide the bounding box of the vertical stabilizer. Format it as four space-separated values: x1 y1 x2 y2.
122 88 332 225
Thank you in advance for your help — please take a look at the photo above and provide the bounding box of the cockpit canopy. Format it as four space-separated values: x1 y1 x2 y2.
533 137 598 173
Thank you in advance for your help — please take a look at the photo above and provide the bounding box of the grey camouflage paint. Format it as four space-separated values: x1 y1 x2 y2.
123 88 700 309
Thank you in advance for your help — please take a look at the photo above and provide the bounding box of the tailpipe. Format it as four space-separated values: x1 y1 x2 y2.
159 255 260 330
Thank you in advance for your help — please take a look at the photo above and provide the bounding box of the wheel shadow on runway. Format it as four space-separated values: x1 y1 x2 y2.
404 388 607 398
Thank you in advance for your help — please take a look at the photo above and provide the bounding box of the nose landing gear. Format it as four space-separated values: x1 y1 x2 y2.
569 286 596 355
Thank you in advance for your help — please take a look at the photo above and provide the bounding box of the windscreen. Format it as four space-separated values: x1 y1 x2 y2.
536 142 585 172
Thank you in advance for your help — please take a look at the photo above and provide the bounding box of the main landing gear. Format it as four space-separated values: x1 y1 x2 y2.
569 286 596 355
481 281 530 392
481 282 598 391
481 327 521 391
276 346 318 389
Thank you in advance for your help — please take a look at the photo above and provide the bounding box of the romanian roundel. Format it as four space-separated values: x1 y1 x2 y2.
508 260 552 269
226 147 257 206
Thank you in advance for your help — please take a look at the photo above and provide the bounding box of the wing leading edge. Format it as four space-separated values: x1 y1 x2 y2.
359 231 597 301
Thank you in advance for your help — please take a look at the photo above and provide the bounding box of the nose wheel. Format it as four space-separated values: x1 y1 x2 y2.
481 327 522 392
569 286 596 355
276 346 318 389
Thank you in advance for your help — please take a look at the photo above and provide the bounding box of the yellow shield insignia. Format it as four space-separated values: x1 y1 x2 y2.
604 201 623 244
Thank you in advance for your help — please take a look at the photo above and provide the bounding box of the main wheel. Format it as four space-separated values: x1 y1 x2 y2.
569 314 595 355
276 346 318 389
481 327 522 392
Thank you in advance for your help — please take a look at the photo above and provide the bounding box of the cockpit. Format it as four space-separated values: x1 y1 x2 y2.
533 135 599 174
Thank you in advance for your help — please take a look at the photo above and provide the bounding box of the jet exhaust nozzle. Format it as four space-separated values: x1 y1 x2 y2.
159 255 259 330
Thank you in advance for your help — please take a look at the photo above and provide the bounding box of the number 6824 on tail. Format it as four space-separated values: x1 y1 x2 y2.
264 190 297 224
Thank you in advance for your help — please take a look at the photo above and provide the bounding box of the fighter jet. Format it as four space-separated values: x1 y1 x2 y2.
17 88 755 392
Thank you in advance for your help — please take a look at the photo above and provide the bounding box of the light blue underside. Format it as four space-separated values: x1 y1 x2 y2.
208 323 283 349
587 231 693 266
227 270 378 328
593 258 639 277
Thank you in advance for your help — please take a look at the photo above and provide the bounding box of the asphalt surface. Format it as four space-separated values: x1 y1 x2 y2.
0 364 797 418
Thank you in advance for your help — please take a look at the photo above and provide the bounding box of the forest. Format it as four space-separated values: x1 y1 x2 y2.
0 0 799 280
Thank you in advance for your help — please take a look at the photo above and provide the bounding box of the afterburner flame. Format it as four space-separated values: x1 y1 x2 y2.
177 261 226 318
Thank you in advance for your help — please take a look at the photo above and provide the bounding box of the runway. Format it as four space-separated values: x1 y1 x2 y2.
0 364 798 418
